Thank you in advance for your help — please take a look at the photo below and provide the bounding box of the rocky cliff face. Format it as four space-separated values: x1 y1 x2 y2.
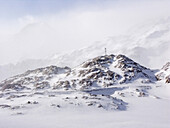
156 62 170 83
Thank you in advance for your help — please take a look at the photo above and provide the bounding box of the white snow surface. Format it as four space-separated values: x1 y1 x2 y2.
0 55 169 128
156 62 170 83
0 83 169 128
0 17 170 128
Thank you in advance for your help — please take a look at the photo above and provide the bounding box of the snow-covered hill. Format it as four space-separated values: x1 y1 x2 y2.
156 62 170 83
55 54 156 90
0 65 70 91
0 54 156 91
48 17 170 69
0 60 128 111
1 17 170 82
0 54 169 128
0 54 160 112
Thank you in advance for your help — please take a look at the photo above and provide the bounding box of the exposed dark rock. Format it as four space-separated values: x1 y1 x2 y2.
0 104 11 108
0 65 71 91
165 76 170 83
55 54 156 90
156 62 170 83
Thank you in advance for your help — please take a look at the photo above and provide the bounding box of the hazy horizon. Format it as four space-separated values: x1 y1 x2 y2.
0 0 170 65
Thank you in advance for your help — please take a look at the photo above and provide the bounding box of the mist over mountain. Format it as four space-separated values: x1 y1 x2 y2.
1 17 170 81
0 1 170 128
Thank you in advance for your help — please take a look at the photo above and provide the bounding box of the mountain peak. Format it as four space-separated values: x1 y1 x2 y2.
156 62 170 83
0 54 157 92
54 54 156 90
162 62 170 71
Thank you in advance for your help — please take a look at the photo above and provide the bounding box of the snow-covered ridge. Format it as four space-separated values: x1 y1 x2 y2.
0 54 167 113
156 62 170 83
55 54 156 90
1 17 170 82
0 54 157 92
0 65 70 91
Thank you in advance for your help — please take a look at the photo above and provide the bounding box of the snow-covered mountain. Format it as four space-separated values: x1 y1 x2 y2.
1 17 170 82
0 59 53 82
0 54 156 92
0 54 159 112
0 65 70 91
55 54 156 90
156 62 170 83
0 53 169 128
48 17 170 69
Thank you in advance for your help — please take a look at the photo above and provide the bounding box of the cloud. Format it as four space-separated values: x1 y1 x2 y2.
18 15 38 27
0 0 170 65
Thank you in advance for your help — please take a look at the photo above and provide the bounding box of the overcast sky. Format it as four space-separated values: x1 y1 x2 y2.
0 0 170 65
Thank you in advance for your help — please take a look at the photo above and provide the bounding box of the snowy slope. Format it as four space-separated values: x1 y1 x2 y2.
0 65 70 91
0 54 156 92
0 54 169 128
46 17 170 69
0 54 159 112
55 54 156 90
1 17 170 81
156 62 170 83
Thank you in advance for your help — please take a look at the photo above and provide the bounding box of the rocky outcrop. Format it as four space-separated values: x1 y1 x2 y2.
0 65 70 91
54 54 156 90
156 62 170 83
0 54 158 91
